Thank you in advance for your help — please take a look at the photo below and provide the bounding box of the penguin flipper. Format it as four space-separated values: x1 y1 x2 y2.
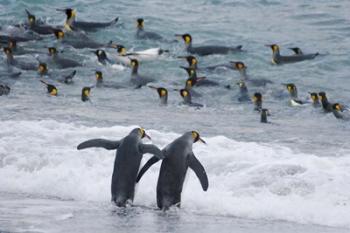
139 144 165 159
77 139 120 150
136 156 160 183
188 153 209 191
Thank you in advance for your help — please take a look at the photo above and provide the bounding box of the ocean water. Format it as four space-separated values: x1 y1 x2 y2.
0 0 350 232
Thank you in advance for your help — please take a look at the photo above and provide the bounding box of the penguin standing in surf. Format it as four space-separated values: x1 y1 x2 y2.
136 131 208 211
77 128 164 207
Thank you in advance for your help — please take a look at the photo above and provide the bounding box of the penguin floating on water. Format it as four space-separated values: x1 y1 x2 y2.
332 103 350 120
58 8 119 32
181 66 219 87
318 92 333 113
252 92 263 112
3 47 38 71
283 83 305 106
136 18 164 41
266 44 319 64
47 47 82 68
179 89 203 108
38 63 76 84
176 33 242 56
149 86 168 105
25 9 58 35
130 59 155 88
94 71 124 89
81 86 92 102
231 61 273 87
40 80 58 96
136 131 208 211
309 92 320 108
236 80 251 102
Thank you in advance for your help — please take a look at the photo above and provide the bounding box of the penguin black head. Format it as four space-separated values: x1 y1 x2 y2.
267 44 279 52
38 63 48 75
156 87 168 98
95 71 103 81
176 34 192 44
27 13 36 25
95 50 107 59
180 89 190 98
332 103 343 112
40 80 57 96
284 83 296 93
318 92 327 101
191 131 206 144
130 59 139 68
3 47 12 55
65 8 76 19
136 18 144 29
8 39 17 49
252 92 262 102
116 45 127 55
309 92 319 102
81 87 91 102
53 29 65 39
138 127 151 139
231 61 246 71
48 47 58 56
181 66 196 77
179 55 198 67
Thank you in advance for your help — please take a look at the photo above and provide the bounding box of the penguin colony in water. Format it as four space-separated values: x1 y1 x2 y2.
1 8 349 210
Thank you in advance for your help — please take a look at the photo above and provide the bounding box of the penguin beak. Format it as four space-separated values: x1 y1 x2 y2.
199 137 206 144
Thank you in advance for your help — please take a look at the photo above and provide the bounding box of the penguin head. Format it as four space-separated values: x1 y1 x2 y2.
65 8 76 19
41 80 57 96
8 39 17 49
252 92 262 102
284 83 296 93
130 59 139 68
332 103 343 112
95 71 103 81
179 55 198 67
191 131 206 144
53 29 65 39
318 92 327 101
231 61 247 71
180 89 190 98
48 47 58 56
186 79 194 88
309 92 319 102
95 49 107 59
27 14 36 25
268 44 280 52
3 47 12 55
181 66 196 77
116 45 127 55
38 63 48 75
81 87 91 102
156 87 168 98
176 34 192 44
138 128 151 139
136 18 144 29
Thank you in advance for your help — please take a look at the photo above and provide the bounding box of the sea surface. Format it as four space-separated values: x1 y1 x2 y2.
0 0 350 232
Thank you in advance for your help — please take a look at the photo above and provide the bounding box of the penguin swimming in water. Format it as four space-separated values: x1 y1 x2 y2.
318 92 333 113
0 84 10 96
94 49 113 65
283 83 305 106
53 29 114 49
231 61 273 87
3 47 38 71
94 71 125 89
40 80 58 96
47 47 82 68
6 39 41 55
130 59 155 88
309 92 320 108
267 44 319 64
181 66 219 87
260 109 270 123
25 9 58 35
81 86 92 102
38 63 76 84
180 89 203 108
176 33 242 56
77 128 164 207
59 8 119 31
136 18 163 41
236 80 251 102
136 131 208 211
332 103 350 120
149 86 168 105
252 92 262 112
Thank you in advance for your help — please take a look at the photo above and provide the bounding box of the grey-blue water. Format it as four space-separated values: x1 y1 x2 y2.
0 0 350 232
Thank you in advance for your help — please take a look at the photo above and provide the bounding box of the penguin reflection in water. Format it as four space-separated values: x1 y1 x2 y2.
77 128 164 207
136 131 208 211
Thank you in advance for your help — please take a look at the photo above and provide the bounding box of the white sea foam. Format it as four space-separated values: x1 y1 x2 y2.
0 120 349 228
